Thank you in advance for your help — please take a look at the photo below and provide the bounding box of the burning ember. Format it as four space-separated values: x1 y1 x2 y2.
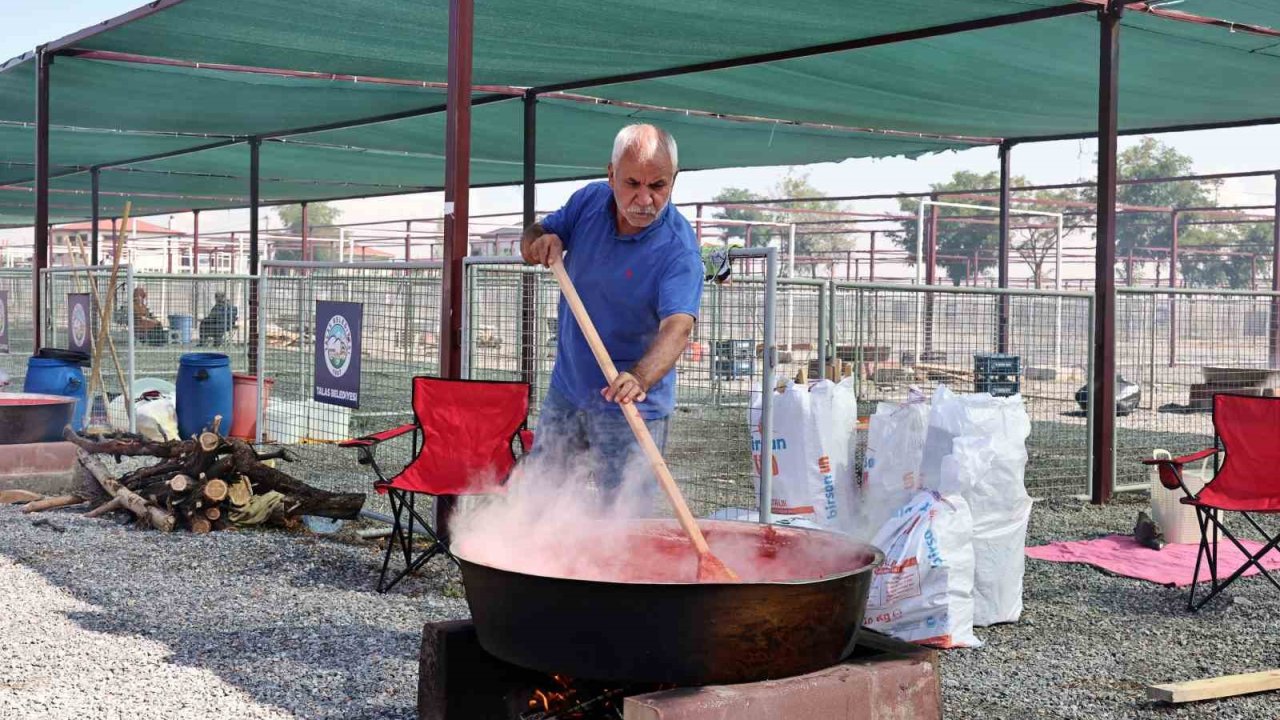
521 674 669 720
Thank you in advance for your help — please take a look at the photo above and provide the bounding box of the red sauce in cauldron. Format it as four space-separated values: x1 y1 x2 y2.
455 520 877 585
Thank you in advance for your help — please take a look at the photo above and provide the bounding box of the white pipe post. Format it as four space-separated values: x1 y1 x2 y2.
1055 214 1064 368
915 202 925 363
786 222 796 351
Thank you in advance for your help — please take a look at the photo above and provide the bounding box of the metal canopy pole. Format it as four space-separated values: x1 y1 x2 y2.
998 142 1012 354
440 0 475 381
1271 173 1280 367
191 210 200 274
520 91 538 393
300 202 310 262
1168 209 1179 366
33 48 51 351
248 137 261 375
90 167 100 265
1091 1 1123 505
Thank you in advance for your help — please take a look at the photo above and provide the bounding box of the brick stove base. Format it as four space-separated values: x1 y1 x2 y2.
419 620 941 720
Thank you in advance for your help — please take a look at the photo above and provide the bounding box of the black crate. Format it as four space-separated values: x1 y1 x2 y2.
975 378 1020 397
712 339 754 359
973 353 1020 376
714 358 755 380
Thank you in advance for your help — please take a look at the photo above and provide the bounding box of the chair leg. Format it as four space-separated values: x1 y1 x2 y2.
376 491 454 593
1188 508 1209 611
1189 512 1280 611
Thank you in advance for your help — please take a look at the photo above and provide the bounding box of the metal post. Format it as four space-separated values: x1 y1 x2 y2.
695 203 703 245
1091 1 1123 505
300 203 309 262
125 265 137 432
90 167 100 266
1271 173 1280 367
817 281 828 380
998 141 1012 354
248 138 261 375
33 48 51 351
440 0 475 381
914 202 924 363
1055 213 1064 368
759 248 778 525
1168 209 1179 366
191 210 200 274
404 219 412 262
520 91 538 396
256 269 268 444
868 230 876 282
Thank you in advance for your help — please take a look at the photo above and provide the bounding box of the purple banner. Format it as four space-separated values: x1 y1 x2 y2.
314 300 362 409
0 290 9 353
68 293 92 355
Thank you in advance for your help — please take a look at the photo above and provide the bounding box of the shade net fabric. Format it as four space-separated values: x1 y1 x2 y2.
2 0 1280 225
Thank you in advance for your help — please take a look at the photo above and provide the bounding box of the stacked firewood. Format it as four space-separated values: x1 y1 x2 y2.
57 418 364 533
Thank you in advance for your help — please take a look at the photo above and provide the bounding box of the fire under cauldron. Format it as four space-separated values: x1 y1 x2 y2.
455 519 883 686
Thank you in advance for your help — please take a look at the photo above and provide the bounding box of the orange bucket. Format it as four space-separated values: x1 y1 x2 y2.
229 373 274 440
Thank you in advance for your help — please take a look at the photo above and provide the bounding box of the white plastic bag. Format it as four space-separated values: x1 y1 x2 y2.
863 489 981 648
748 379 859 532
923 385 1033 626
859 392 930 542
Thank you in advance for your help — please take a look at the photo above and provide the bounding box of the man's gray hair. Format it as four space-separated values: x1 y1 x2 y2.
611 124 678 170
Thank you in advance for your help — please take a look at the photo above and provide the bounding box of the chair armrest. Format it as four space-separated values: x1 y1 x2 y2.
339 422 416 448
1141 447 1218 466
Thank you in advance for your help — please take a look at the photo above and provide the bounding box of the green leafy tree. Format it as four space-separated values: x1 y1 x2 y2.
892 171 1005 286
273 202 343 261
769 171 854 256
708 187 776 247
1177 219 1272 289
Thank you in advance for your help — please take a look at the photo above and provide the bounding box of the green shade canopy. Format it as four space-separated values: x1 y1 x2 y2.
1 0 1278 226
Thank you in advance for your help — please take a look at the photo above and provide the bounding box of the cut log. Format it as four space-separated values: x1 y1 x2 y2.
202 478 229 503
76 451 176 532
199 431 221 454
0 489 44 505
189 516 212 534
84 496 125 519
1147 669 1280 704
227 478 252 507
227 440 364 519
63 426 191 459
168 474 192 493
204 506 222 522
21 495 86 514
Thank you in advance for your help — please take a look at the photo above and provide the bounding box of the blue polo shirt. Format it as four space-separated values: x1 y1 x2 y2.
541 181 703 420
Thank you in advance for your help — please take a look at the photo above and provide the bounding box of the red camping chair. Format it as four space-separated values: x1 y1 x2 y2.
1144 393 1280 611
340 377 533 592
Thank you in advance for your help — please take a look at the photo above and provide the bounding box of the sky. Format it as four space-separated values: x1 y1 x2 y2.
4 0 1280 280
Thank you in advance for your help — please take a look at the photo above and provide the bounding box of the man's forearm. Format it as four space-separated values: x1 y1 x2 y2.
628 314 695 390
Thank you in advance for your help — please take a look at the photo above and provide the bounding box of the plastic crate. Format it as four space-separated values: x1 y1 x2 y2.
714 358 755 380
974 378 1020 397
973 353 1021 376
712 339 754 359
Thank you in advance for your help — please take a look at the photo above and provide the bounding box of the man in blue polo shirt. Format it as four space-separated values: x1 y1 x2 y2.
521 124 703 509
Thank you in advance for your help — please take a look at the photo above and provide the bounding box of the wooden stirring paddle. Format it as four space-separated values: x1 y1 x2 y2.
549 260 739 582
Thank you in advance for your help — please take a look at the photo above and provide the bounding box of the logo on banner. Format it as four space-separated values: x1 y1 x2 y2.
71 302 88 348
323 314 353 378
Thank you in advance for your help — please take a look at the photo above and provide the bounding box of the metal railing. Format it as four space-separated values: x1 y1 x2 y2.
0 269 35 387
827 282 1096 497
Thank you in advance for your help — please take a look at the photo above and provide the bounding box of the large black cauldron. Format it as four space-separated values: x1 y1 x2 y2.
455 519 882 685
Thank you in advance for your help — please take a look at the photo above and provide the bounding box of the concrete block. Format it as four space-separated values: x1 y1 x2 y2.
0 441 79 496
623 634 940 720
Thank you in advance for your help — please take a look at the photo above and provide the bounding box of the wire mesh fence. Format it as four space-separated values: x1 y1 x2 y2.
1114 288 1280 488
257 261 443 508
0 269 34 386
463 251 778 518
830 283 1095 497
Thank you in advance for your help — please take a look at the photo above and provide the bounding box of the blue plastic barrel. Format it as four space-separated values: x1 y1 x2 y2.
168 314 194 344
176 353 233 439
24 357 87 431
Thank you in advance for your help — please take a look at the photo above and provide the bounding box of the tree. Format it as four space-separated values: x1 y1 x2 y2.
273 202 343 261
708 187 776 247
892 171 1005 286
769 171 855 256
1177 219 1272 289
1010 189 1076 289
1079 138 1217 284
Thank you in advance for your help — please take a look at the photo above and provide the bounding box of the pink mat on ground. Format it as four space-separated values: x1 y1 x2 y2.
1025 534 1280 588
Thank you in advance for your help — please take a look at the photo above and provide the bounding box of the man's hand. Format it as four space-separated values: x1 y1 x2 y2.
602 371 647 405
522 231 564 267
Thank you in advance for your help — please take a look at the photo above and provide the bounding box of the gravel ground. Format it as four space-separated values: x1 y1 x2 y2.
0 505 467 720
943 493 1280 720
1 491 1279 719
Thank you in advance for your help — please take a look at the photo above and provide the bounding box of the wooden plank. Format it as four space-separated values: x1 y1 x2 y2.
1147 669 1280 704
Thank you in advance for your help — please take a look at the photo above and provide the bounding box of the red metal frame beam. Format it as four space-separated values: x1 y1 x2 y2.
191 209 199 274
1272 173 1280 368
89 166 100 265
520 91 538 398
1092 1 1123 506
531 3 1095 94
33 49 50 351
440 0 474 380
1168 209 1179 367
